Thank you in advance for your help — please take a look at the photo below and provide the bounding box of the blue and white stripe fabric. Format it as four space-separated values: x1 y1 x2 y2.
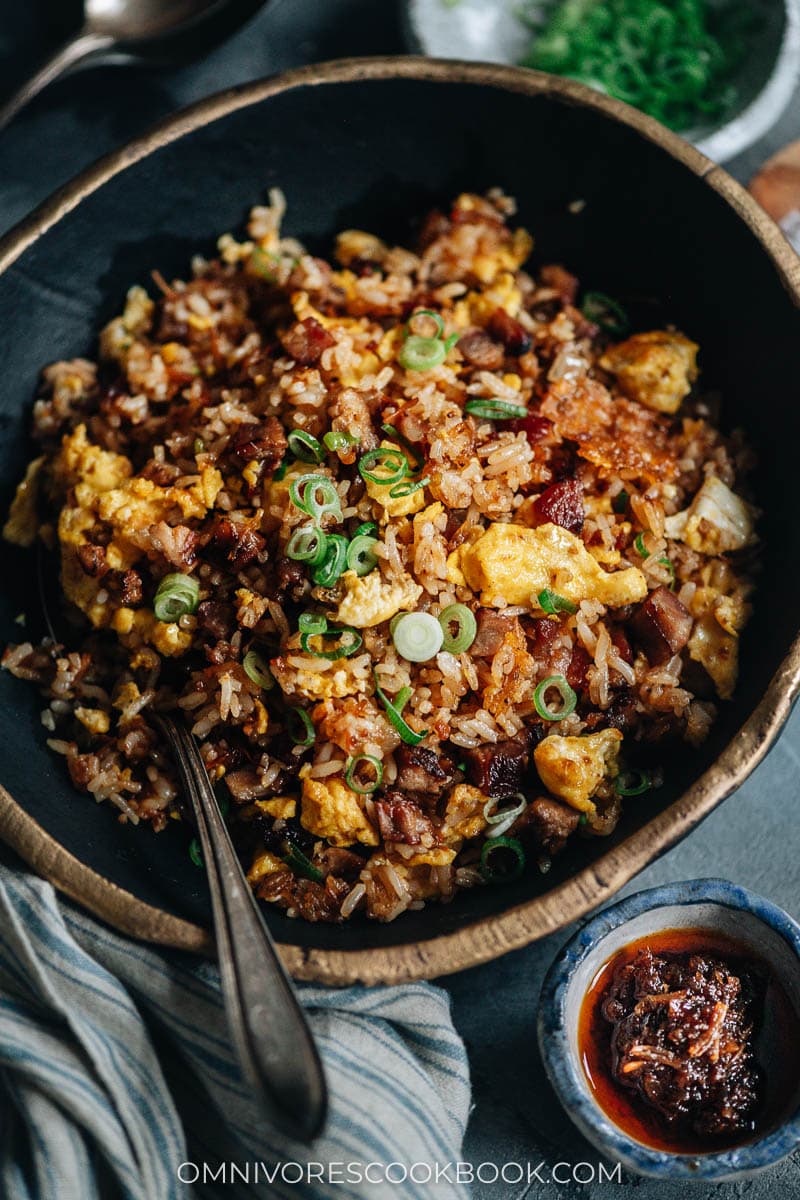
0 848 470 1200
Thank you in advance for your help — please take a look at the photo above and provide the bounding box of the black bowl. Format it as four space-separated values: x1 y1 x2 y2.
1 59 799 983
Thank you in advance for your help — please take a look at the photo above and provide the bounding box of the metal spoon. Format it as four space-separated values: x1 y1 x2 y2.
0 0 269 131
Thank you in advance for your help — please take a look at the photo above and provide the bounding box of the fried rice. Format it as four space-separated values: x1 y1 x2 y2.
2 188 758 923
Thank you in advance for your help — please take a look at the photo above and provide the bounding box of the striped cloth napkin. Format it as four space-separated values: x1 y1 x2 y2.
0 846 471 1200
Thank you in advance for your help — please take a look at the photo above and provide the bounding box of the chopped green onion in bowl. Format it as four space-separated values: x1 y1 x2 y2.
581 291 630 336
287 707 315 747
480 836 526 883
287 429 324 463
358 447 408 485
286 525 328 565
282 842 324 882
300 625 363 660
345 754 383 794
323 430 359 453
346 534 379 576
243 649 274 689
465 399 528 421
374 675 427 746
538 588 578 616
392 612 444 663
311 533 349 587
533 674 578 721
153 573 200 622
483 794 527 839
438 603 477 653
298 611 328 636
289 474 342 522
389 476 429 499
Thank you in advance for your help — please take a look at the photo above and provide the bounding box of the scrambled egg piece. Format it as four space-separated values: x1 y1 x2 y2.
247 850 286 883
74 706 110 735
534 729 623 813
439 784 490 845
447 522 646 609
600 331 698 414
688 615 738 700
4 456 44 547
398 846 456 867
334 569 423 628
364 442 427 518
664 476 755 556
111 608 193 657
335 229 389 266
301 777 379 847
255 796 297 820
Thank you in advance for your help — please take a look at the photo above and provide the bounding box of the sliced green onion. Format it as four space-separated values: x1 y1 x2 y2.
374 675 427 746
616 767 653 797
298 611 327 636
153 573 200 622
345 754 383 795
287 707 315 747
438 604 477 653
538 588 578 616
353 520 378 538
380 423 425 472
273 461 288 482
465 399 528 421
346 534 379 576
658 557 677 589
483 794 527 839
533 675 577 722
392 612 444 663
358 447 408 485
300 625 363 660
389 612 409 637
612 489 629 514
250 247 279 281
311 533 348 587
389 476 429 498
287 430 324 463
282 842 323 883
406 309 445 340
193 437 205 455
289 474 342 522
480 836 526 884
243 649 274 690
634 532 649 557
323 430 359 453
285 525 328 565
399 336 448 372
581 292 630 337
189 837 203 868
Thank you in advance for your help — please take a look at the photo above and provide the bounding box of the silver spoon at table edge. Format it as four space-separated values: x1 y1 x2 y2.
0 0 270 132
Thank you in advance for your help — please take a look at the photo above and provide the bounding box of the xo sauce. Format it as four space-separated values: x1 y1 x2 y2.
578 928 800 1155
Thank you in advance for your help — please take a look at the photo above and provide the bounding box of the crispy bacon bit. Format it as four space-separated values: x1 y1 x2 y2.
394 745 458 799
458 330 505 371
487 307 532 355
205 516 265 571
279 317 335 365
76 543 108 578
229 416 288 470
463 731 531 797
539 264 579 305
631 587 693 666
374 793 436 845
275 555 307 602
532 477 585 534
566 645 591 692
525 616 561 659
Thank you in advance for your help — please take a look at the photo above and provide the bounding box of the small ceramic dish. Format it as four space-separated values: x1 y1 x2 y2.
405 0 800 162
538 879 800 1179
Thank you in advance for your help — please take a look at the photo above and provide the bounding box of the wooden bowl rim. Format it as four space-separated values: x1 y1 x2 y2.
1 56 799 985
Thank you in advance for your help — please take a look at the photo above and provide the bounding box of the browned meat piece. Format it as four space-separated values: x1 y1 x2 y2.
532 477 585 534
458 330 504 371
631 586 693 666
275 555 307 602
418 208 450 251
374 793 436 845
524 795 580 855
196 600 235 641
525 616 561 661
583 688 639 733
107 569 143 606
225 767 273 804
292 876 350 923
566 644 591 692
463 732 532 797
314 846 364 880
611 627 633 664
511 413 553 446
539 264 579 305
140 459 181 486
394 745 458 798
229 416 287 470
76 543 108 578
471 609 522 658
67 750 101 789
205 516 266 571
148 520 200 570
279 316 336 365
487 307 532 355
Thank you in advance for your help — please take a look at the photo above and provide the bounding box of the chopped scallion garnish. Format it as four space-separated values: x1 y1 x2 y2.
345 754 383 795
581 292 630 336
374 675 427 746
300 624 362 660
287 707 315 747
389 476 429 498
358 447 408 486
480 836 526 883
438 604 477 654
298 611 327 636
533 674 577 722
465 399 528 421
282 842 323 882
286 525 328 565
289 474 342 522
391 612 444 663
287 430 324 463
483 794 527 839
153 573 200 623
323 430 359 453
538 588 578 616
311 533 348 587
243 649 274 690
346 534 379 576
615 767 653 797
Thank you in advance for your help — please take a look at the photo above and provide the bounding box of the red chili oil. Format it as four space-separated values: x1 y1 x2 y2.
578 927 800 1155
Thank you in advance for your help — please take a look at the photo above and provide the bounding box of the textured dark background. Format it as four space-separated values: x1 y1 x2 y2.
1 2 799 1196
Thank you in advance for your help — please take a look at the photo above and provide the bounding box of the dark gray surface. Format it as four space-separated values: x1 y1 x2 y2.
1 1 799 1196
